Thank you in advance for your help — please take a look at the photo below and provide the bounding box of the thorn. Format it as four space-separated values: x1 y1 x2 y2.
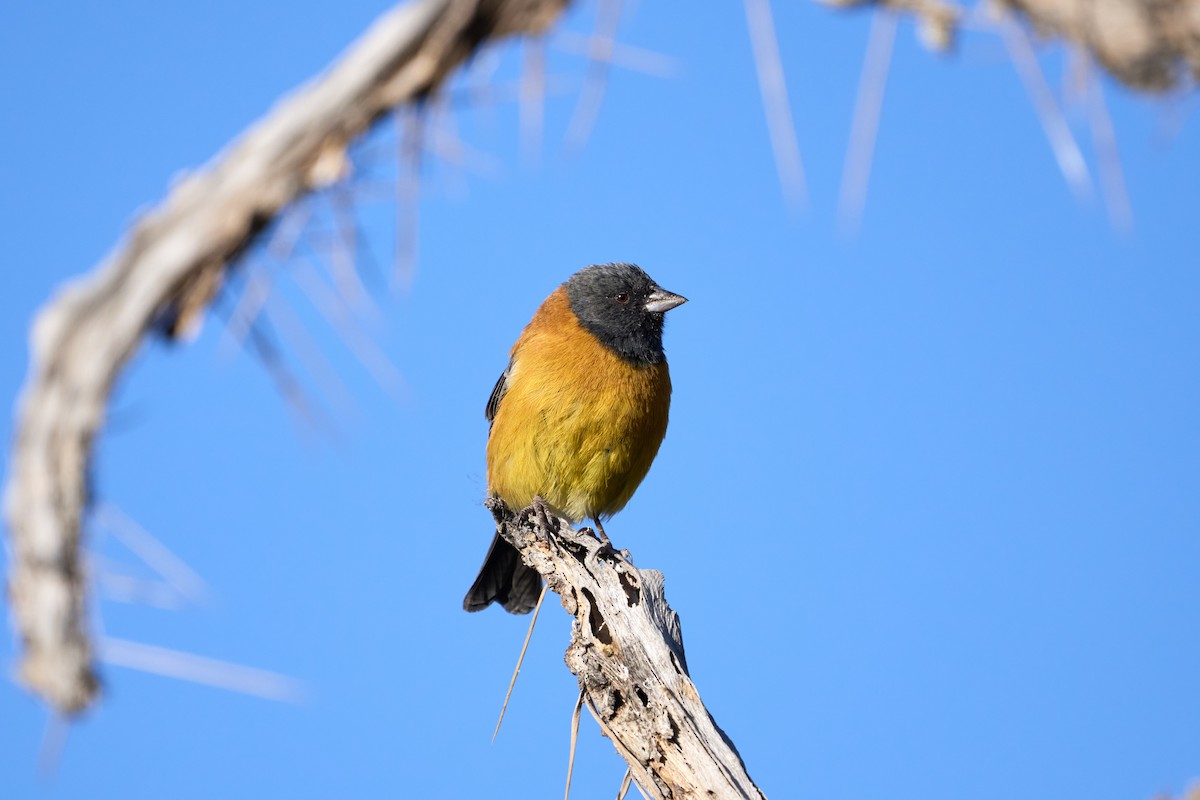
493 583 550 742
328 184 379 318
616 769 633 800
1000 17 1092 199
92 564 189 609
1083 57 1132 232
219 272 273 360
628 775 652 800
552 30 679 79
838 10 898 233
293 258 408 403
564 0 625 154
263 289 360 420
743 0 808 211
37 714 70 778
92 503 210 606
564 687 585 800
98 637 305 703
394 107 423 291
242 316 326 431
521 38 547 166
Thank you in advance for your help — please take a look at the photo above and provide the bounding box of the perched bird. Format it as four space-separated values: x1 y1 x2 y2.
464 263 687 614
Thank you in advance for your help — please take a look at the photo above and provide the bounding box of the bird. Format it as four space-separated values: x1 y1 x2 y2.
463 262 687 614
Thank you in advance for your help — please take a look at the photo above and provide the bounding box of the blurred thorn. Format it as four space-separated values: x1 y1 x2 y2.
265 292 360 422
424 96 469 200
838 10 898 234
465 45 505 127
328 180 409 203
244 316 325 430
521 38 547 166
37 714 70 778
564 0 624 154
93 563 190 610
219 271 273 360
219 201 313 359
425 110 504 181
1152 81 1197 149
626 769 651 799
269 201 314 263
99 637 306 703
1062 45 1090 118
92 503 210 606
295 258 408 404
553 30 679 79
564 688 585 800
1084 58 1133 232
394 107 423 291
446 75 577 112
329 184 381 321
744 0 808 211
1000 18 1092 199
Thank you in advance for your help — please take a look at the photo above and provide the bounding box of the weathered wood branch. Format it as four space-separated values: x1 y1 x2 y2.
488 498 767 800
822 0 1200 91
3 0 568 716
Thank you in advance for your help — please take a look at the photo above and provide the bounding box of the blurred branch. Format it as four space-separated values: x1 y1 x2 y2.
821 0 1200 91
487 498 766 800
4 0 568 716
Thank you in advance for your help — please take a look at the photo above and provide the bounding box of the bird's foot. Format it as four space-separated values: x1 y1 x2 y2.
591 517 614 549
529 496 559 534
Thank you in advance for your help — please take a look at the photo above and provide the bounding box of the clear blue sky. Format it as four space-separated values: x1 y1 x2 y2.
2 2 1198 798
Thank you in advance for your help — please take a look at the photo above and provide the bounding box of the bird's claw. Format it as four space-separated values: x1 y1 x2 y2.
530 496 557 533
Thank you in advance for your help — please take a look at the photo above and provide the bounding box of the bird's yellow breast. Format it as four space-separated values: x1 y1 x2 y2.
486 289 672 522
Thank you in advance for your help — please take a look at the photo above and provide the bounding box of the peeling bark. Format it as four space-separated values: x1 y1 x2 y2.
488 498 767 800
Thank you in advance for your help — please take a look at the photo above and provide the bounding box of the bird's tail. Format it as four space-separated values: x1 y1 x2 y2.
463 533 542 614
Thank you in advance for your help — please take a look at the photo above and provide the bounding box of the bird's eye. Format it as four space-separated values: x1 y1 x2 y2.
614 293 630 304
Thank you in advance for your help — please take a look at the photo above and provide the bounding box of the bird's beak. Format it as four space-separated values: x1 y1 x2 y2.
644 288 687 314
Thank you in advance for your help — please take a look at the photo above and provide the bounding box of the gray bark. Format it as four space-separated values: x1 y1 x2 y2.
488 498 768 800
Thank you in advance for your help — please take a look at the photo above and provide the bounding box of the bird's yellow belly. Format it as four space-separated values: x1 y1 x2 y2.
487 359 670 522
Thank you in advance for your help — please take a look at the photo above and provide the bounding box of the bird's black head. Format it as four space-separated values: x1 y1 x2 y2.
564 263 687 365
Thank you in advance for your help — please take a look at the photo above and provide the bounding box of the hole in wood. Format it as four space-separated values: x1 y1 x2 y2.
618 570 640 607
580 587 612 645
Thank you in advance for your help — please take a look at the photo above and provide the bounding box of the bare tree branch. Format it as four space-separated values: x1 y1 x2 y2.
488 498 767 800
1000 0 1200 91
4 0 568 716
822 0 1200 91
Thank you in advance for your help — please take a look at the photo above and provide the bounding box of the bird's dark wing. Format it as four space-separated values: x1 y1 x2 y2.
485 362 511 427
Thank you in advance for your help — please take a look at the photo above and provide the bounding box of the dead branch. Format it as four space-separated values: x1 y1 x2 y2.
821 0 1200 91
999 0 1199 91
4 0 568 716
487 498 767 800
